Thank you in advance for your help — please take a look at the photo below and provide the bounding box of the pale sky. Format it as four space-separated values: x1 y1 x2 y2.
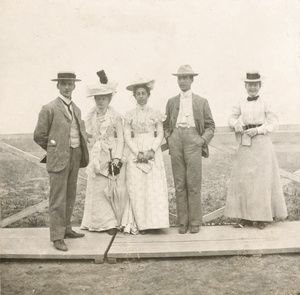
1 0 299 134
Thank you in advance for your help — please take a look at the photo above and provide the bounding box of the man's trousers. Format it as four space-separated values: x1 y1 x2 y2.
48 147 82 241
168 127 203 227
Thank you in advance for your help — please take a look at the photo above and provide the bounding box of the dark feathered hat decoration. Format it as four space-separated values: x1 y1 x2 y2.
87 70 117 97
96 70 108 84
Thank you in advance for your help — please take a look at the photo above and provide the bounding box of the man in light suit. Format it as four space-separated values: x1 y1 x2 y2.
164 65 215 234
34 72 89 251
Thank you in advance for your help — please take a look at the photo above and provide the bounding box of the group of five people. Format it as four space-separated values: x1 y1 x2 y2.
34 65 287 251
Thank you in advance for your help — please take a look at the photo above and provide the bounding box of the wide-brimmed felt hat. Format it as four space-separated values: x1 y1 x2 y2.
172 65 198 76
243 71 263 82
51 71 81 82
126 74 155 91
87 81 118 97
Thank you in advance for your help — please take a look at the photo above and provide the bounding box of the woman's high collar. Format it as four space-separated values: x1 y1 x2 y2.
136 103 149 111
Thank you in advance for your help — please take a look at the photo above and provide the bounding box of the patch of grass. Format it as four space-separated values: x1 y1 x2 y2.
1 144 299 228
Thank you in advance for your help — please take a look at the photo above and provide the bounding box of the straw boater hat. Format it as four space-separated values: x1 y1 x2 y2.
172 65 198 76
243 71 263 82
126 74 155 91
51 71 81 82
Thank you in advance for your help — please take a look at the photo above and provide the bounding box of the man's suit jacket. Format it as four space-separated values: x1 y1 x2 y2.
163 93 215 158
34 97 89 172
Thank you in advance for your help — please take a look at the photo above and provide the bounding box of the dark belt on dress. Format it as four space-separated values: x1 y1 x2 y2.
131 131 157 138
245 124 262 130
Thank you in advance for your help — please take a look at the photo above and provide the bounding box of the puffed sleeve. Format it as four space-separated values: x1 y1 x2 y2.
151 109 166 123
228 99 241 128
256 100 279 134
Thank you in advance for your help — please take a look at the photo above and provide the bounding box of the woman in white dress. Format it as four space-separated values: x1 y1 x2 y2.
123 75 169 235
81 74 129 235
225 71 287 229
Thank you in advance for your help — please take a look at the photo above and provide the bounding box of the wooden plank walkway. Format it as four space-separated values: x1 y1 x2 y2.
0 227 111 262
1 223 299 262
108 221 300 260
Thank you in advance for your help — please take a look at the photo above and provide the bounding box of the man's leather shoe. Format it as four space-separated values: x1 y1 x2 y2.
64 230 85 239
190 226 200 234
178 225 188 234
53 239 68 251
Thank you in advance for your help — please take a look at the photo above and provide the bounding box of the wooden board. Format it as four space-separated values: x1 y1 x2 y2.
0 200 49 228
1 223 299 261
0 227 112 261
0 141 87 182
108 221 300 259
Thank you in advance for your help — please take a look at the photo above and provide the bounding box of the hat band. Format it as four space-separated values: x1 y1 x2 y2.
246 73 260 80
57 73 77 79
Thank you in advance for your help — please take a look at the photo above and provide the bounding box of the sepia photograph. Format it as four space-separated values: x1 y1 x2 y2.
1 0 300 294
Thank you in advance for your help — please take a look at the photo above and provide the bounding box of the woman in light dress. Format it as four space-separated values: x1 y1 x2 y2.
122 75 169 235
81 72 129 235
225 71 287 229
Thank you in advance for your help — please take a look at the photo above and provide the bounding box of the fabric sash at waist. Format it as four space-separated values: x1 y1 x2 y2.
132 131 156 139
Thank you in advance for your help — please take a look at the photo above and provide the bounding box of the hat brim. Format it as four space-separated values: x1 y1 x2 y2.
172 73 198 76
126 85 137 91
51 78 81 82
126 81 154 91
243 77 263 82
87 91 116 97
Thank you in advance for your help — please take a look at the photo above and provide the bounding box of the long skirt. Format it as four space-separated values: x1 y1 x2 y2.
124 133 169 231
81 162 128 232
224 134 287 222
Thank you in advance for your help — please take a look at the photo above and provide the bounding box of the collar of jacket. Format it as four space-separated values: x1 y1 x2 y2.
56 97 79 121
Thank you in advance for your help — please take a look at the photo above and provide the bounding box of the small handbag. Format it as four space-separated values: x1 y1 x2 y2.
108 161 123 176
107 147 123 176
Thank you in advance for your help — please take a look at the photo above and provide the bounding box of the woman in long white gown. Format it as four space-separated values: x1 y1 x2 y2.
122 75 169 235
225 71 287 229
81 79 129 235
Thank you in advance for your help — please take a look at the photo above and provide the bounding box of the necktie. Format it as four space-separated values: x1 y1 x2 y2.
247 96 259 101
61 99 73 118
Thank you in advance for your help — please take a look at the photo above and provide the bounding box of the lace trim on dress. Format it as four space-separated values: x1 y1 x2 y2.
85 106 121 178
123 105 166 133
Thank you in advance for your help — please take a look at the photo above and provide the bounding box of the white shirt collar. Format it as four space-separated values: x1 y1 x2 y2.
59 94 72 105
180 90 192 99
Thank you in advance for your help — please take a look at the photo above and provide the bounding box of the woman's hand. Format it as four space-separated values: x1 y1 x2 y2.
234 124 243 133
112 158 120 166
245 128 258 137
137 152 145 163
146 149 155 160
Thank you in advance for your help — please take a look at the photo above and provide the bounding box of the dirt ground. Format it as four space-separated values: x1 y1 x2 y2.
1 255 300 295
1 140 300 295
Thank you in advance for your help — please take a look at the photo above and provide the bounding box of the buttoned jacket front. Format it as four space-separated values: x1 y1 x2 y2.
163 93 215 157
34 97 89 172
